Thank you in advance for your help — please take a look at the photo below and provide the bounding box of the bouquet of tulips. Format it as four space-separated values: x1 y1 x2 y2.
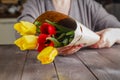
14 11 100 64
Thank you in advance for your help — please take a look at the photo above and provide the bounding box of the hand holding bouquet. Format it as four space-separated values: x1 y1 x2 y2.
14 11 100 64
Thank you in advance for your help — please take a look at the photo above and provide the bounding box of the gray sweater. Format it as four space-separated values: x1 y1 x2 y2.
18 0 120 31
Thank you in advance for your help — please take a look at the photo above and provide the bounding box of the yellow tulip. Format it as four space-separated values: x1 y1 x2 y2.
37 46 58 64
14 35 38 50
14 21 36 35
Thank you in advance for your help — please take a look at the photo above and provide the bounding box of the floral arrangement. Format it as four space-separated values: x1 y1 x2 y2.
14 11 100 64
14 20 74 64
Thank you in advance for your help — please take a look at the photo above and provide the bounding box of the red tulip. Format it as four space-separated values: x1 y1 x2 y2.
37 44 45 52
38 34 48 44
37 34 54 52
40 23 56 35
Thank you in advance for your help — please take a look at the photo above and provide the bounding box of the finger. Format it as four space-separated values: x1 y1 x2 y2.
90 44 99 48
90 33 105 48
97 37 112 48
98 40 107 48
57 44 83 52
102 39 114 48
58 47 76 55
58 45 82 55
66 45 82 54
57 46 72 52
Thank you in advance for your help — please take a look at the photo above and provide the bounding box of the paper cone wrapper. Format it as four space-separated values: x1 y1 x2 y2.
68 20 100 47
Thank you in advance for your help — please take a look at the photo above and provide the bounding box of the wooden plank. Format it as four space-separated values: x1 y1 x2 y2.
96 45 120 66
76 47 120 80
112 44 120 49
21 50 58 80
0 45 27 80
54 54 97 80
0 45 27 64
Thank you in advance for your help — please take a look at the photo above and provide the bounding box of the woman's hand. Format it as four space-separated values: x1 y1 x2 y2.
91 28 120 48
57 44 83 56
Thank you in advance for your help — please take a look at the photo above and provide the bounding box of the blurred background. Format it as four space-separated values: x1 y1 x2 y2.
0 0 120 45
0 0 25 44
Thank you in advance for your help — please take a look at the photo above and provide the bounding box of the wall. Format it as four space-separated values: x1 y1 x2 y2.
0 18 17 44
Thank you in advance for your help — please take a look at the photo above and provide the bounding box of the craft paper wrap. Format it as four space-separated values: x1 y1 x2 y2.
35 11 100 48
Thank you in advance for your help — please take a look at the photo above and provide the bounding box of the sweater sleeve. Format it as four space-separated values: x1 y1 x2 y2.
17 0 41 22
89 0 120 31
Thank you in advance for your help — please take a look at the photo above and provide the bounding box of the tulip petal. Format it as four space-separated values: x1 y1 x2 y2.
14 23 22 33
40 23 56 35
37 46 58 64
37 44 45 52
38 34 48 43
48 25 56 35
14 21 36 35
21 21 36 35
14 35 38 50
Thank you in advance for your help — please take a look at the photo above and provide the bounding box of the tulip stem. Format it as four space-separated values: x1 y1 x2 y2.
47 37 61 47
66 31 74 36
34 21 41 27
34 21 42 33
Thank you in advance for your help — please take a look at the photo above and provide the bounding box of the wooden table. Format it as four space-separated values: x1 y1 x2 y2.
0 45 120 80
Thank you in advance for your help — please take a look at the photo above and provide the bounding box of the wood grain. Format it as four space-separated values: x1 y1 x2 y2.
54 55 97 80
76 45 120 80
0 45 27 80
97 45 120 66
1 45 120 80
21 50 58 80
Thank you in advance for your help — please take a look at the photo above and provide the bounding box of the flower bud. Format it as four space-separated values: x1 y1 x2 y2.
14 21 36 35
37 46 58 64
14 35 38 50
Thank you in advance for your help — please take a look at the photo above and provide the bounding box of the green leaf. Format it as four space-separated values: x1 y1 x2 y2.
69 38 73 43
62 38 69 46
34 21 41 33
47 37 62 47
45 20 72 33
66 31 74 36
36 27 40 33
34 21 41 27
57 33 66 40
